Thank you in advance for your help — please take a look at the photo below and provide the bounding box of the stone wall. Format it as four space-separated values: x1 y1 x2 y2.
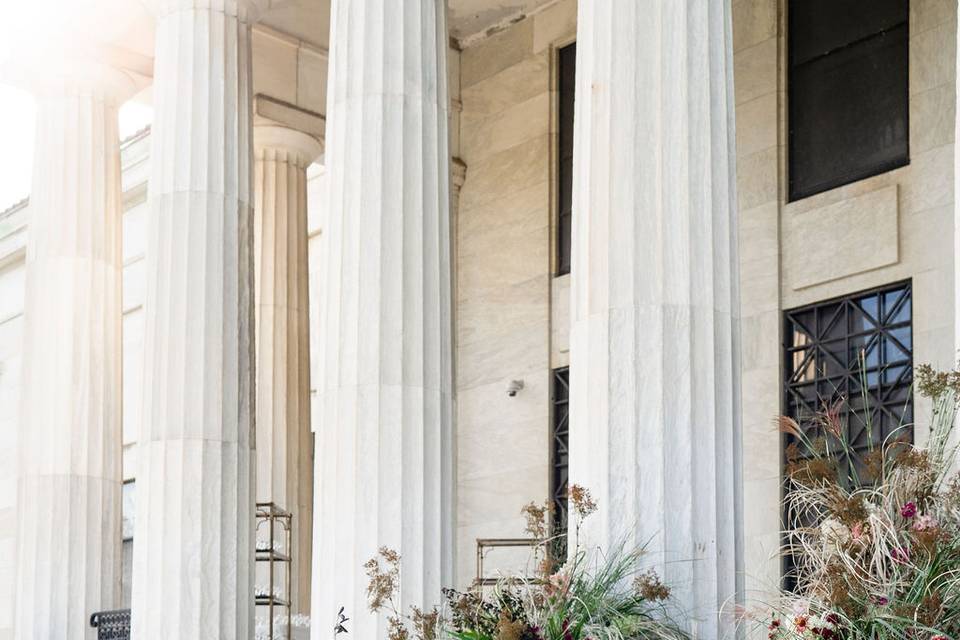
453 0 577 587
733 0 958 602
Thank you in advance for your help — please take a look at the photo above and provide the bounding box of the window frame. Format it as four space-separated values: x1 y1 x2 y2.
787 0 910 201
780 280 914 584
555 42 576 276
550 366 570 534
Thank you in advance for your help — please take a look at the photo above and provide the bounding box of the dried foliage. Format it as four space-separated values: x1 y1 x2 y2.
365 484 686 640
760 365 960 640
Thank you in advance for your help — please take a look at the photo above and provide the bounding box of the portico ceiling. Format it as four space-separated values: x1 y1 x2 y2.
258 0 564 49
447 0 562 43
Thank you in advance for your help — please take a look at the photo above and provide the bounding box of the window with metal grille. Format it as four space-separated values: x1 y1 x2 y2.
788 0 909 201
551 367 570 533
121 481 135 608
556 43 575 276
782 282 914 582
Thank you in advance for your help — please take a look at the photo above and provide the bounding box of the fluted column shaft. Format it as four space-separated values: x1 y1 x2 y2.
14 63 134 640
311 1 454 637
254 126 321 614
131 2 259 637
568 2 742 637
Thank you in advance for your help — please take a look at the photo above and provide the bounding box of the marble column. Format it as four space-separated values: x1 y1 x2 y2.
311 1 454 638
254 125 321 614
14 60 136 640
568 1 743 637
131 1 262 637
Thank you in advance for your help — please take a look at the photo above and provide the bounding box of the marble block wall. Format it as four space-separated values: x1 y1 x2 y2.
454 0 577 588
733 0 958 610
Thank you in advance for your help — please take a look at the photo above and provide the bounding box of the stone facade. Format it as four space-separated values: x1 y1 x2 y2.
0 0 957 638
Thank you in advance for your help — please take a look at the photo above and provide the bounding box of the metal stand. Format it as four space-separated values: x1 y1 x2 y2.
256 502 293 639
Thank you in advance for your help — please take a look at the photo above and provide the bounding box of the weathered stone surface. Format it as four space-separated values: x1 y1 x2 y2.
253 124 321 615
131 2 258 637
14 61 135 640
568 2 743 637
311 1 454 638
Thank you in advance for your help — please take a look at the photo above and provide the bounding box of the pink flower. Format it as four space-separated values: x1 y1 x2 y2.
851 522 867 541
891 546 910 564
900 502 917 519
930 636 948 640
913 514 938 531
544 571 570 597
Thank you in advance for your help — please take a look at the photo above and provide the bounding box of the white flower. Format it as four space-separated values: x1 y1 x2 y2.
792 599 810 616
820 518 850 549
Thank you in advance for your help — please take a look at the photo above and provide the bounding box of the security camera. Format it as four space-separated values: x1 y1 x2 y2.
506 379 525 397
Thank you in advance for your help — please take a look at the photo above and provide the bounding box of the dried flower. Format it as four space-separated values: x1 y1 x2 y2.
634 569 671 601
495 611 527 640
777 416 804 439
365 547 401 612
913 514 938 531
567 484 597 519
388 616 410 640
820 519 851 549
818 399 844 440
916 363 960 399
828 491 868 527
521 502 548 538
786 457 837 486
411 607 438 640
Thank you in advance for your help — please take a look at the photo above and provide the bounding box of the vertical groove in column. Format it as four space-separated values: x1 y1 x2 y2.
15 70 130 640
312 1 453 638
253 130 320 615
568 1 742 636
132 1 258 638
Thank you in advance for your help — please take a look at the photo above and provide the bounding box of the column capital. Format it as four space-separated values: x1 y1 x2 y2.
254 124 323 167
2 50 141 103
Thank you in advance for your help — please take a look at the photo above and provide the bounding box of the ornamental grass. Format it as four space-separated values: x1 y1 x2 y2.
365 486 687 640
763 365 960 640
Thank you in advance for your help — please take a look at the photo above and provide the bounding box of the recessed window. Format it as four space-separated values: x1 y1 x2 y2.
121 480 136 608
784 282 914 477
551 367 570 533
782 282 913 584
556 43 575 276
788 0 909 201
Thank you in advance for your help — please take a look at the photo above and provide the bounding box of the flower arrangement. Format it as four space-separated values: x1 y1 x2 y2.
763 365 960 640
364 485 687 640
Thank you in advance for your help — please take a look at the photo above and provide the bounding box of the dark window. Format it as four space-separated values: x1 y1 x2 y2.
121 481 136 608
551 367 570 533
556 43 576 276
788 0 909 201
782 282 913 583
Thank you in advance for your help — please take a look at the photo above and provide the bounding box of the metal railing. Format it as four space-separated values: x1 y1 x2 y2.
90 609 131 640
475 537 543 586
